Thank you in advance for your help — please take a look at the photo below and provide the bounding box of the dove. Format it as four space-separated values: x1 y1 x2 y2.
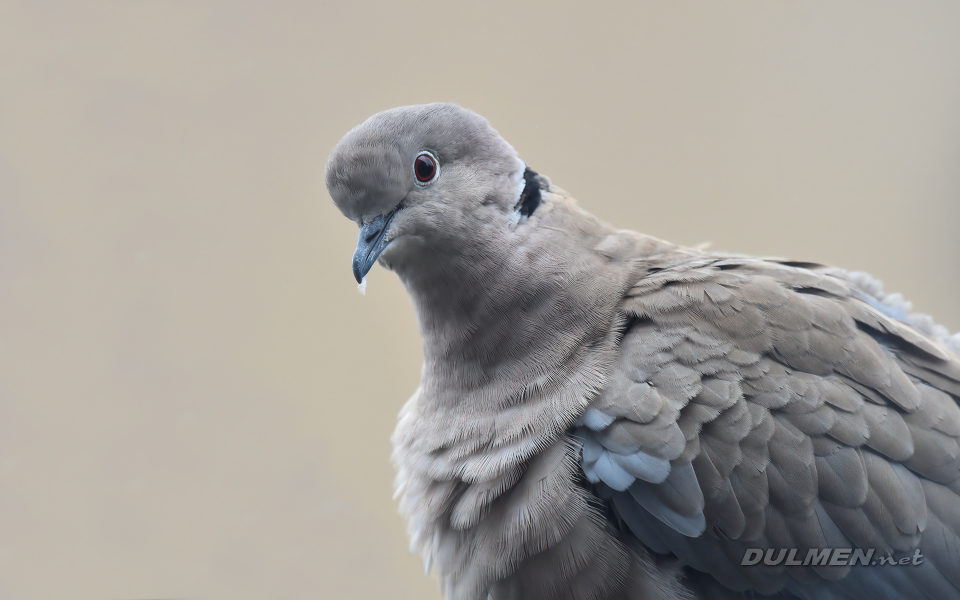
325 103 960 600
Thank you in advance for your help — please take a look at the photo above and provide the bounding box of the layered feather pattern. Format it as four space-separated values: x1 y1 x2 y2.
579 258 960 599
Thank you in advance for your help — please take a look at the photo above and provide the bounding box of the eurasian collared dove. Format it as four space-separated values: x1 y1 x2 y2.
325 103 960 600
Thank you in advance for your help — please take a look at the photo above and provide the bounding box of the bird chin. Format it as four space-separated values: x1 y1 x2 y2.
376 237 401 272
377 235 426 274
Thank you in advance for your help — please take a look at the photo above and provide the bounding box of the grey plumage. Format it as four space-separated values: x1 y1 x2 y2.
325 102 960 600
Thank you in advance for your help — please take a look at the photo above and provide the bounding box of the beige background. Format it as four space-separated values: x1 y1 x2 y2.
0 2 958 599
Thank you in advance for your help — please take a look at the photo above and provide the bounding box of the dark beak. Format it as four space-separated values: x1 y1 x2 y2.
352 209 398 283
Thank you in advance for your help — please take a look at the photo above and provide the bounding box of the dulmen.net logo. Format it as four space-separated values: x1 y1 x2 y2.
741 548 924 567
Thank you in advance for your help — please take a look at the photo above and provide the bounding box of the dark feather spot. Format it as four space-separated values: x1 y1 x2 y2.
855 320 947 363
792 286 838 298
714 263 743 271
516 167 542 218
774 260 825 270
616 315 641 345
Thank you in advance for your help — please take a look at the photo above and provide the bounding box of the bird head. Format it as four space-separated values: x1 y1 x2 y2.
325 103 527 284
325 103 662 393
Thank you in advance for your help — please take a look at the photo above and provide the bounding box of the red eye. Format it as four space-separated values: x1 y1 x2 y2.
414 152 438 183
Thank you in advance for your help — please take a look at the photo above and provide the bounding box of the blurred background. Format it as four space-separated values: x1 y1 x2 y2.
0 2 958 599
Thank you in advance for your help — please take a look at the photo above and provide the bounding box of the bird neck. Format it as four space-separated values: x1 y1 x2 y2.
397 195 682 406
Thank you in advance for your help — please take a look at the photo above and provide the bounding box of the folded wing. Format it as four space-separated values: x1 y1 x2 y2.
578 258 960 599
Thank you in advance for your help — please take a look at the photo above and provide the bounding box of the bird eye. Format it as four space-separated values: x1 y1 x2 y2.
414 151 439 184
